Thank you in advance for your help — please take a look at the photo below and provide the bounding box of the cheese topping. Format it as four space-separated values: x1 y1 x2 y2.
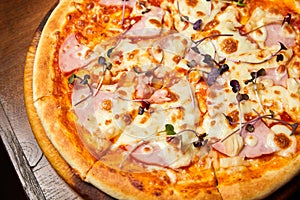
61 0 300 170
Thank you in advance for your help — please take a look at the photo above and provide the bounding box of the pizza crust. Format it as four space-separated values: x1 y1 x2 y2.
25 29 114 199
86 161 222 200
32 0 98 179
217 154 300 200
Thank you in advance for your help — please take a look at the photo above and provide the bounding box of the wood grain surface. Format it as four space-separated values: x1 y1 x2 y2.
0 1 82 199
0 0 300 199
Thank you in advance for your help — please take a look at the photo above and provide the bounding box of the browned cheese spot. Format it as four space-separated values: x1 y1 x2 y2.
149 18 162 28
210 120 216 126
105 119 112 125
129 178 144 191
276 65 286 74
274 90 281 95
209 30 221 36
128 49 139 60
117 90 127 96
203 19 219 31
101 99 112 110
221 38 238 54
143 146 152 153
103 15 109 23
274 133 291 149
228 110 239 124
185 0 198 7
172 55 181 64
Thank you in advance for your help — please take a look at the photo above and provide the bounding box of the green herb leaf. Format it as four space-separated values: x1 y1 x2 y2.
165 124 176 135
237 0 246 7
68 74 76 84
180 15 189 22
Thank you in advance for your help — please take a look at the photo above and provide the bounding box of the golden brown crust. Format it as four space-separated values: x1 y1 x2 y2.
33 96 97 178
32 0 96 179
32 0 75 100
24 29 112 200
86 161 221 200
215 152 300 200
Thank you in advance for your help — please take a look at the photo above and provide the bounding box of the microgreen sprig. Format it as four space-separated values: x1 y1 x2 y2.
160 124 207 148
221 109 298 142
229 79 249 133
230 42 287 65
240 13 292 36
192 34 234 49
94 56 113 96
177 0 203 31
282 13 292 25
68 74 94 106
121 0 127 25
244 68 266 113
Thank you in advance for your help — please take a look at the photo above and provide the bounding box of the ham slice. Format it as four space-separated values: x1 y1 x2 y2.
130 143 171 166
239 120 275 158
59 33 90 73
130 142 184 167
126 6 164 38
135 75 155 99
213 120 276 158
147 89 171 103
184 48 203 65
265 24 295 47
260 67 288 87
72 80 113 125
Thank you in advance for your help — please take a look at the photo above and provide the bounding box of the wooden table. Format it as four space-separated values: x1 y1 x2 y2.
1 0 300 199
0 0 83 199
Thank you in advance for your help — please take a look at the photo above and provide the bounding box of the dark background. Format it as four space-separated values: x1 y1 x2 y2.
0 138 28 199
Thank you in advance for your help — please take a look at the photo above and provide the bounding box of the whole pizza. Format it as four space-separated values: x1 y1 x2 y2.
28 0 300 199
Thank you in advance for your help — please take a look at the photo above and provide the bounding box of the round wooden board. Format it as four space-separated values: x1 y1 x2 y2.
23 3 300 200
23 4 114 200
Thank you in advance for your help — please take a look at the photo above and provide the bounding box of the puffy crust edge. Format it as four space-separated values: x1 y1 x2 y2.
217 154 300 200
24 29 112 199
85 161 222 200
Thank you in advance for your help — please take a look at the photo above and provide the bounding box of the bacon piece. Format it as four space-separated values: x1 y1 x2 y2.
59 33 90 73
265 24 295 47
126 6 164 38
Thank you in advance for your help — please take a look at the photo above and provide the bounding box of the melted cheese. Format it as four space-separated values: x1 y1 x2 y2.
68 0 300 170
267 124 297 157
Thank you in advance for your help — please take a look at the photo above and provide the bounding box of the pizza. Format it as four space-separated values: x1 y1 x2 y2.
27 0 300 199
